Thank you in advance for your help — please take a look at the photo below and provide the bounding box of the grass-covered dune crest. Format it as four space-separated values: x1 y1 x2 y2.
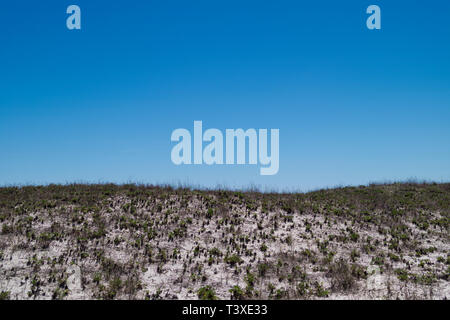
0 182 449 300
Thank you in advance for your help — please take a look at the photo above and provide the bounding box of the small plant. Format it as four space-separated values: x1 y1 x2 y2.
209 247 222 257
93 272 102 284
229 285 244 300
245 272 256 289
351 264 367 280
258 263 270 277
1 224 13 235
313 282 329 297
224 254 242 266
349 231 359 242
104 277 123 299
412 273 436 285
350 249 360 262
197 286 218 300
267 283 275 295
0 291 10 300
297 281 309 296
395 268 409 281
388 252 400 262
275 289 285 299
52 287 69 300
372 255 385 266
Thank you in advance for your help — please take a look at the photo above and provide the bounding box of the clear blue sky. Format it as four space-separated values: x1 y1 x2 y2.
1 1 449 191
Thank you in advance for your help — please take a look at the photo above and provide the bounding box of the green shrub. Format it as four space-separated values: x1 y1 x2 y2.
224 254 242 266
209 247 222 257
349 231 359 242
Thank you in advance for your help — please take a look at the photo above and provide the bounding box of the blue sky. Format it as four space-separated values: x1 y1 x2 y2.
0 1 449 191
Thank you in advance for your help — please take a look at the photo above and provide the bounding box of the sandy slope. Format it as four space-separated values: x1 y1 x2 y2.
0 183 448 300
